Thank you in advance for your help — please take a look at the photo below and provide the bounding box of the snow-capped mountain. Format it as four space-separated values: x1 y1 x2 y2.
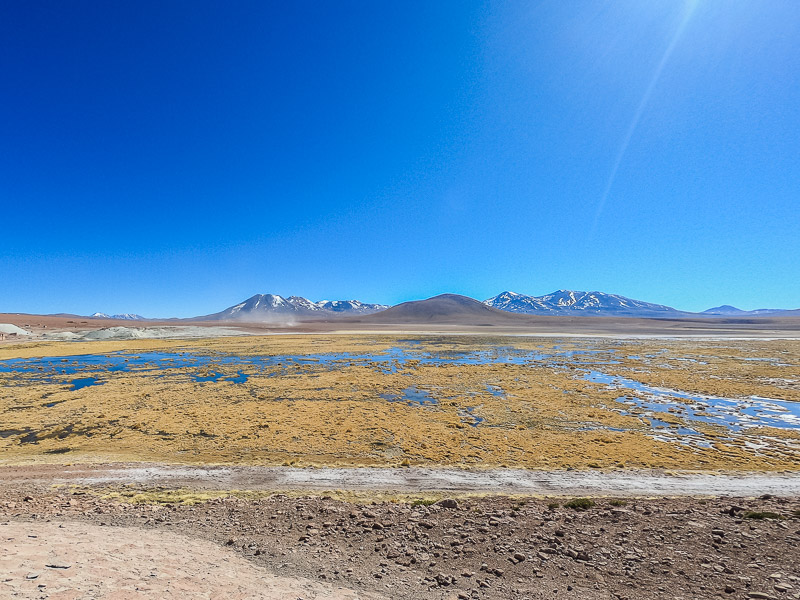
90 312 146 320
206 294 389 320
318 299 386 313
484 290 680 317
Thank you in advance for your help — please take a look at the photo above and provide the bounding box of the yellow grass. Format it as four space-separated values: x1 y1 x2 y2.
1 335 798 471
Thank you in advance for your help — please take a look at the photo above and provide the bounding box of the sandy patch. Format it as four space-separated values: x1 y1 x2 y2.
0 520 378 599
50 326 255 341
0 324 31 336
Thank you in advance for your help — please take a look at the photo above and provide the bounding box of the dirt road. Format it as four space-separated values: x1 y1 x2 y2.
2 463 799 497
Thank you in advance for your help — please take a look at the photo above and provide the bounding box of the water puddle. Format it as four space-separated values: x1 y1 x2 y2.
192 372 223 383
459 407 485 427
380 387 438 407
191 370 249 384
584 370 800 446
225 371 249 384
71 377 103 391
0 344 617 389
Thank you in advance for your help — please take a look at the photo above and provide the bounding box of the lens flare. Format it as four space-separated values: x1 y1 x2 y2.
590 1 700 237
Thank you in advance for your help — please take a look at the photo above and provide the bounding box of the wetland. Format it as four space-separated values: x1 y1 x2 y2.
0 335 798 471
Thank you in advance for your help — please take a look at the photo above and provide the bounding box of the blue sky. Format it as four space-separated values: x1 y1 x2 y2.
2 0 798 317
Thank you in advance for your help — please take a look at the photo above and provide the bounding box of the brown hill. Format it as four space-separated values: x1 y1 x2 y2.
350 294 522 325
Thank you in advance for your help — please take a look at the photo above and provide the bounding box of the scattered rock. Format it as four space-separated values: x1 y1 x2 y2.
0 488 798 600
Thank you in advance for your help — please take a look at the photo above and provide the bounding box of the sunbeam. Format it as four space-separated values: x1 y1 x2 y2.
590 0 700 238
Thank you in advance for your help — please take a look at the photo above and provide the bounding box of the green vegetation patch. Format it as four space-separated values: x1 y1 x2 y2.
742 511 783 520
411 498 437 507
564 497 595 511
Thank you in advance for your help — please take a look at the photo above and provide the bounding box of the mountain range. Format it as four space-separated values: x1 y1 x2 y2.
484 290 679 317
206 290 798 321
202 294 388 321
486 291 797 318
87 290 797 322
90 312 146 320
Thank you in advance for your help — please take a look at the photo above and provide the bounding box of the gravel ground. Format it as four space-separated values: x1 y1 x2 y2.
2 486 799 600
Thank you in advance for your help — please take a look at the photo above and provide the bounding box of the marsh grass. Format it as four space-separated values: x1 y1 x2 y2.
2 335 798 472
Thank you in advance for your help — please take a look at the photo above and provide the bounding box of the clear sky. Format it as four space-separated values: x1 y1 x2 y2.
2 1 798 317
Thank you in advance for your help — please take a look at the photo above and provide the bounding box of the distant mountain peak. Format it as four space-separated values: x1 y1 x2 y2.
702 305 745 315
90 312 145 320
206 294 389 321
700 304 793 316
485 289 678 317
357 293 511 324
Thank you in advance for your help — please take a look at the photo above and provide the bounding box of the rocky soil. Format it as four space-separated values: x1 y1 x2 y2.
1 486 799 599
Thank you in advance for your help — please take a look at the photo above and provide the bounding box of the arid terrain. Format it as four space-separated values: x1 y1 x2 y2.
2 482 799 600
3 309 800 343
1 328 799 598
